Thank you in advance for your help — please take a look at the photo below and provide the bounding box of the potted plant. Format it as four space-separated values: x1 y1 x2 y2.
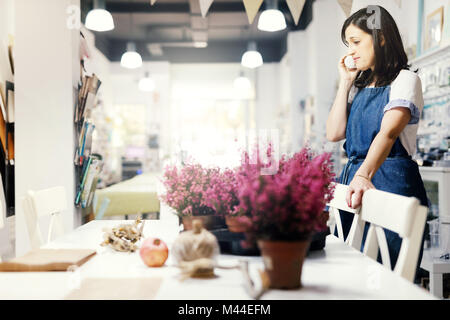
201 168 246 233
233 145 335 289
160 163 226 230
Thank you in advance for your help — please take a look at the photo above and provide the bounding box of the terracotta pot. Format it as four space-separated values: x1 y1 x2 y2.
181 215 226 231
225 216 248 233
257 239 310 289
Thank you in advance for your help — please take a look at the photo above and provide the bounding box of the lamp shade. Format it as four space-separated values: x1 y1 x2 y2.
139 73 156 92
120 42 142 69
241 42 263 69
257 9 286 32
233 75 251 91
85 9 114 32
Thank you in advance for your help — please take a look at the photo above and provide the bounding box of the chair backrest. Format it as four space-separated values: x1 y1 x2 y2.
328 183 427 282
353 189 427 282
326 183 361 246
23 186 67 249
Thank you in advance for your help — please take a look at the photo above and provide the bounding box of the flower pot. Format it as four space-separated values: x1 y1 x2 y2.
181 215 226 231
225 216 248 233
257 239 310 289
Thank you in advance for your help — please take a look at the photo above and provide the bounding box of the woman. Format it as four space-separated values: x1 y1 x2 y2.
327 6 428 281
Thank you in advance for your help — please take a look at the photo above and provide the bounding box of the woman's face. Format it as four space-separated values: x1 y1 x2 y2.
345 24 376 71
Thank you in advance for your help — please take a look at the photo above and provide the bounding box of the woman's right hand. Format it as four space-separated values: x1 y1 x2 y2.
338 55 358 87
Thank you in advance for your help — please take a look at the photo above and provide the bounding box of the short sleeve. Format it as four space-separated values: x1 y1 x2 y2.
348 85 359 105
383 70 424 125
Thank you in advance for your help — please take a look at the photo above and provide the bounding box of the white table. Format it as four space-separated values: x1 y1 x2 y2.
420 251 450 299
0 220 436 300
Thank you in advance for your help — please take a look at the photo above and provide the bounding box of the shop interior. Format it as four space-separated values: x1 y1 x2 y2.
0 0 449 301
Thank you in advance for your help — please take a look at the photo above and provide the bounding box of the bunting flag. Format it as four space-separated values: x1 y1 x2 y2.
243 0 264 24
199 0 214 18
150 0 157 5
337 0 353 17
286 0 306 26
393 0 402 8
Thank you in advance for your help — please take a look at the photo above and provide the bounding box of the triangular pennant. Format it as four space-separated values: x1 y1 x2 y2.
150 0 157 5
337 0 353 17
243 0 264 24
286 0 306 26
393 0 401 8
199 0 214 18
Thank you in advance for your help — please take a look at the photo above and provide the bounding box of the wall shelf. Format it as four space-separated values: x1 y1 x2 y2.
410 44 450 69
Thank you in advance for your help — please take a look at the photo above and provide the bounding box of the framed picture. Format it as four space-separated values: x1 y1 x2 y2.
424 6 444 52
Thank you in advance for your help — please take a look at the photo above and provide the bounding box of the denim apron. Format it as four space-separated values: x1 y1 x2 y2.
338 86 428 279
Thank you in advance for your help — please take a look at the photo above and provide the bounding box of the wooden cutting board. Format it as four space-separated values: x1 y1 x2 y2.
0 249 96 272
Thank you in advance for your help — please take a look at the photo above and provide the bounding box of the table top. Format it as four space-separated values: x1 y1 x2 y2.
0 220 436 300
421 250 450 273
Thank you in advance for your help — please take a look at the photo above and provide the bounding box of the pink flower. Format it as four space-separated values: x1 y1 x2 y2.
233 144 335 243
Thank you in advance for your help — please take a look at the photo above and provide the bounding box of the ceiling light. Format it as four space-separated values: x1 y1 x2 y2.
257 0 286 32
194 41 208 48
120 42 142 69
234 71 251 91
85 0 114 32
139 72 155 92
241 42 263 69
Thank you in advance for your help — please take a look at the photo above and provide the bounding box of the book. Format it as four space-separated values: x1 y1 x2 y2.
0 84 6 120
81 158 102 208
75 74 101 123
81 122 95 165
5 81 14 123
8 35 14 75
75 155 93 205
0 83 14 161
0 248 96 272
74 120 88 165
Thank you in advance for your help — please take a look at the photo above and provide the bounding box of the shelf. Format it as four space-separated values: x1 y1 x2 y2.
410 44 450 68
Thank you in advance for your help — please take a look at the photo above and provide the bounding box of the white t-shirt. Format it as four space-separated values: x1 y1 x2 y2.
348 70 424 155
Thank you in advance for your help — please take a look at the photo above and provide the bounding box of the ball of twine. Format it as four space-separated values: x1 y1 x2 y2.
171 219 220 279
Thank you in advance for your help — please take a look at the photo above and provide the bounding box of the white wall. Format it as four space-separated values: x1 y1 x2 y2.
255 63 279 132
286 0 347 152
15 0 79 256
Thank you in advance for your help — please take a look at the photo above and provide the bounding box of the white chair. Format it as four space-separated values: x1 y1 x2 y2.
352 189 428 283
326 183 360 247
22 186 67 249
328 183 427 282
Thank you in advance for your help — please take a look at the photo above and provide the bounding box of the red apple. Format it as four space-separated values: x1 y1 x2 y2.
139 237 169 267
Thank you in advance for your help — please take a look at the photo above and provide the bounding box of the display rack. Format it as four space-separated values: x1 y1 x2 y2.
0 81 14 217
73 33 104 222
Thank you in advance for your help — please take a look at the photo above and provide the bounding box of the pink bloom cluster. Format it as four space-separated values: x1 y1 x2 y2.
203 168 240 216
233 145 336 242
160 163 215 217
160 163 239 217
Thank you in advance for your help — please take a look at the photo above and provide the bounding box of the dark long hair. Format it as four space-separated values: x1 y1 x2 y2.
341 6 411 88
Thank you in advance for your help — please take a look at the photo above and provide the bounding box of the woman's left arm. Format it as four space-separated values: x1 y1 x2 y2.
346 107 411 208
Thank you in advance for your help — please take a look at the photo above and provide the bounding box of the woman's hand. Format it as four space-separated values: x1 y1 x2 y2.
338 55 359 86
346 175 375 209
